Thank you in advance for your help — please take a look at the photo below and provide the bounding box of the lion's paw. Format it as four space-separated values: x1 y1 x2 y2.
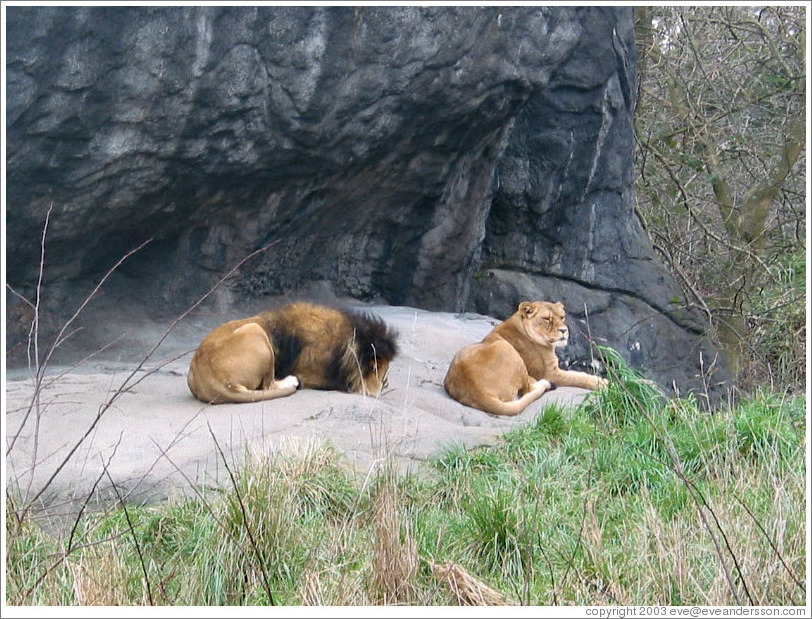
534 379 553 393
279 375 301 390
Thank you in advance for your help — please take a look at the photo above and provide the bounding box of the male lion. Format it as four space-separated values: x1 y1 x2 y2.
444 301 607 416
188 302 398 404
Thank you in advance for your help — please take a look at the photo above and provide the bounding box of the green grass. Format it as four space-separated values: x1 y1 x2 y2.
5 355 807 606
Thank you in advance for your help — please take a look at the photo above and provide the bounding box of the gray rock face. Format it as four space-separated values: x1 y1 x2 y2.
5 5 732 402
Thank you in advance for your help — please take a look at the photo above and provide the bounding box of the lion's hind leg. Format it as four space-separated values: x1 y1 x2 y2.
445 341 554 417
208 323 300 404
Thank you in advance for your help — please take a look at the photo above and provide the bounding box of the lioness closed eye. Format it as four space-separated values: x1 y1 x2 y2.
444 301 608 416
188 302 398 404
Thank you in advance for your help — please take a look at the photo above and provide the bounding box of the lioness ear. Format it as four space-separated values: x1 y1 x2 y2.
519 301 537 317
555 302 565 311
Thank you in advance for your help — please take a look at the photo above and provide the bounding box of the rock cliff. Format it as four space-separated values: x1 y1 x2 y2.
5 6 732 402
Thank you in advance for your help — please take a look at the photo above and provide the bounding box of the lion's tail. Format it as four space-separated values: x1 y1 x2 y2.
216 379 300 404
478 389 547 416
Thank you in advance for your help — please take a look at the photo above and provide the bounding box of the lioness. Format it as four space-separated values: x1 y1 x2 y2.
444 301 607 416
188 302 398 404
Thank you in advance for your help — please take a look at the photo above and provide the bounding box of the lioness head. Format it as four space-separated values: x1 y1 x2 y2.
517 301 569 348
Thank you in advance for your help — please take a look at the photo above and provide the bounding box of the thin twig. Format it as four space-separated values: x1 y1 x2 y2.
206 422 277 606
104 470 155 606
13 242 278 523
18 434 124 604
7 239 153 459
732 493 805 598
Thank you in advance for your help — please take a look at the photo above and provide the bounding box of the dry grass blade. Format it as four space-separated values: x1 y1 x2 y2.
301 570 325 606
370 470 418 604
429 560 516 606
68 543 129 606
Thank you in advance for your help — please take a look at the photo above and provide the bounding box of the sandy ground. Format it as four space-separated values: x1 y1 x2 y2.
5 302 594 521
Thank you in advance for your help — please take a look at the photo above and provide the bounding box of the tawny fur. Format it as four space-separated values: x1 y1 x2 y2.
188 302 398 404
444 301 608 416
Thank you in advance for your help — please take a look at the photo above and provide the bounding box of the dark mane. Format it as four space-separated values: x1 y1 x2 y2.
322 308 399 391
270 324 304 378
346 309 399 370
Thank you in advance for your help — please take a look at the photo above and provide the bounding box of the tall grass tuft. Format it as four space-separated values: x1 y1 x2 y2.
369 464 419 604
459 483 524 577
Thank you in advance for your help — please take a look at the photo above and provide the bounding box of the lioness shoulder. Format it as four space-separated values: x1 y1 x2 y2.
444 301 607 416
188 302 398 404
